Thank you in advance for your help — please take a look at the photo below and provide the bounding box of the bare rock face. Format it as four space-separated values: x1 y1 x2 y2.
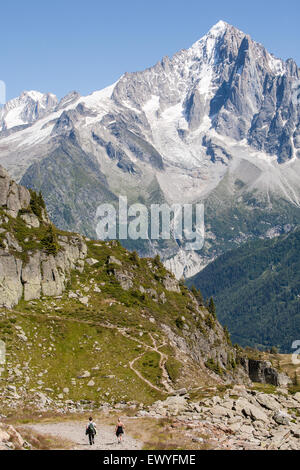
0 166 10 206
0 253 23 308
0 165 88 308
20 213 40 228
22 252 42 301
163 275 180 293
0 166 31 218
241 358 292 387
114 270 133 291
6 235 87 307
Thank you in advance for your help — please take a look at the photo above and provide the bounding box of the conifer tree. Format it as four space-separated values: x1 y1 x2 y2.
208 297 216 317
191 285 204 306
41 224 59 255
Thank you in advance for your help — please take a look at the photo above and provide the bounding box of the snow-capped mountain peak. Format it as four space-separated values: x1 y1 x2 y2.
0 90 58 131
206 19 230 37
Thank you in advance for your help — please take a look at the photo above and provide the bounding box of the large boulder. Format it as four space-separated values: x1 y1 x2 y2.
0 423 25 450
255 394 281 411
163 275 180 293
234 397 269 423
114 270 133 291
150 396 188 416
273 411 290 426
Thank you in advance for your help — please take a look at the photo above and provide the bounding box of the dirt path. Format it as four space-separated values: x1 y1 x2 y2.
129 353 165 394
149 333 174 393
25 420 142 450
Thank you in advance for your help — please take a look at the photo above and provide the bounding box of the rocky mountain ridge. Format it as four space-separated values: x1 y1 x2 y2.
0 91 58 132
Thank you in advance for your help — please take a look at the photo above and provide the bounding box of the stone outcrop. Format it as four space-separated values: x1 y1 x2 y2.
163 275 181 293
114 270 134 291
0 165 87 308
0 235 87 308
0 166 31 218
241 358 291 387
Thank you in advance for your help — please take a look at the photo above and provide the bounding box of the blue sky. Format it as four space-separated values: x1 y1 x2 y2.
2 0 300 100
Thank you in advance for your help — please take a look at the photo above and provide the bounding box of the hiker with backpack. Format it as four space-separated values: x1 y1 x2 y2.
86 417 97 446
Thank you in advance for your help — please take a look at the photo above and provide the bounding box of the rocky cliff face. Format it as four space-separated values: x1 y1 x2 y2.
0 165 87 308
241 358 291 387
111 21 300 165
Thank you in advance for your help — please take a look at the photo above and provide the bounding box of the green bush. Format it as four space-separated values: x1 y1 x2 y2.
205 313 215 329
175 317 184 329
208 297 216 317
191 285 204 306
30 190 46 220
224 326 232 346
205 358 223 376
41 224 59 255
165 358 182 383
130 250 140 265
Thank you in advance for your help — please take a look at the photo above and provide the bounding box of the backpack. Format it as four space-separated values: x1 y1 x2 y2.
86 422 96 435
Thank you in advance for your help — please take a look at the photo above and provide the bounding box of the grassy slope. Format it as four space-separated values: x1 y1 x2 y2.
0 236 223 412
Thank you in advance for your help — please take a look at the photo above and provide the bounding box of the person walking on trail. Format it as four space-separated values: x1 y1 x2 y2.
115 417 125 444
86 417 97 446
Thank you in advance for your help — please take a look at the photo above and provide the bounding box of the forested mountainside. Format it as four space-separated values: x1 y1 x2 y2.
189 229 300 352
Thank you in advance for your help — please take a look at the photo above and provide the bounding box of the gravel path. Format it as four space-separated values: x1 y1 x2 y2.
26 421 143 450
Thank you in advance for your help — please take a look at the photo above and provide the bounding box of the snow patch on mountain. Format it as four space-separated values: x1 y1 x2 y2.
0 91 58 131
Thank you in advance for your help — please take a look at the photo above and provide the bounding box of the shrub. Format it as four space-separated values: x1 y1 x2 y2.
154 254 162 267
41 224 59 255
224 326 232 346
205 313 215 329
175 317 184 329
30 190 46 220
165 358 182 383
208 297 216 317
130 250 140 265
191 285 204 306
205 358 223 376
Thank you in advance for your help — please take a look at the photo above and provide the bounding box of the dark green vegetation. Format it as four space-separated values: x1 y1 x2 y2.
189 229 300 353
